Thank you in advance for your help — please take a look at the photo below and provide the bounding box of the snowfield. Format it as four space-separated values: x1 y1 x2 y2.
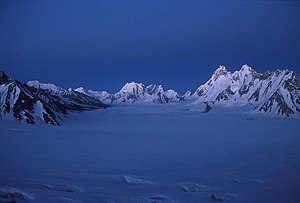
1 104 300 202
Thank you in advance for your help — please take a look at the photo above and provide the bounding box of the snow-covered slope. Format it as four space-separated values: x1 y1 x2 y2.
113 82 149 103
192 64 300 116
27 80 63 93
183 91 192 100
111 82 183 104
2 104 299 202
2 63 300 125
74 88 113 104
145 84 171 104
164 89 182 102
26 81 108 111
0 71 60 125
73 82 183 104
0 73 107 125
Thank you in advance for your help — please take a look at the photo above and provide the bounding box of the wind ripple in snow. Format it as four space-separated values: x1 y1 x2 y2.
20 181 84 193
123 175 154 185
176 182 210 193
61 173 155 185
175 182 238 201
43 197 82 203
130 193 175 203
43 183 83 193
227 177 264 184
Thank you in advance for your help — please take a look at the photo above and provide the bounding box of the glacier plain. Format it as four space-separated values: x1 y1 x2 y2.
0 103 300 203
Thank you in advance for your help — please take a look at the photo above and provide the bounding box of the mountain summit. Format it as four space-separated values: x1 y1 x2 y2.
193 65 300 116
74 82 182 104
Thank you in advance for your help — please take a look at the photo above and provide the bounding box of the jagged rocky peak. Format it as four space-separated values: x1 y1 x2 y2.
27 80 63 93
257 90 296 117
212 65 229 80
239 64 255 73
120 82 146 93
0 74 108 125
0 75 60 125
234 64 256 79
73 87 111 99
183 91 192 100
62 88 76 95
192 64 300 117
146 84 164 94
113 82 148 102
0 70 10 84
74 87 86 94
211 64 256 82
111 82 184 104
164 89 181 102
87 89 111 98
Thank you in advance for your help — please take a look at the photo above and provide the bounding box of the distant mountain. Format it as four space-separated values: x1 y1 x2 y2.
74 82 183 104
113 82 149 103
26 81 108 111
0 72 107 125
192 64 300 116
1 64 299 125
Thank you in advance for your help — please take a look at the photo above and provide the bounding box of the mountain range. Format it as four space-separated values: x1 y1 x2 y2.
1 64 299 125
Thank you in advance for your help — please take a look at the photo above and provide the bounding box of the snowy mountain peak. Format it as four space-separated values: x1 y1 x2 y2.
212 65 229 80
112 82 148 103
108 82 183 104
0 75 61 125
121 82 145 93
214 65 228 74
240 64 254 72
193 65 300 116
183 91 192 100
146 84 164 94
165 89 182 102
27 80 63 93
238 64 255 76
74 87 86 94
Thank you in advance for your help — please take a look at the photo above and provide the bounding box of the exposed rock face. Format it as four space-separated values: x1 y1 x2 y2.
2 63 300 125
0 72 107 125
192 64 300 116
1 76 60 125
73 82 182 104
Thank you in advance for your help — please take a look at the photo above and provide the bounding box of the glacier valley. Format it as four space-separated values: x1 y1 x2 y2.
1 104 300 203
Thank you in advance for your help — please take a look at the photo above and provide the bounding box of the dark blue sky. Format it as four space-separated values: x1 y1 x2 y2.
0 0 300 94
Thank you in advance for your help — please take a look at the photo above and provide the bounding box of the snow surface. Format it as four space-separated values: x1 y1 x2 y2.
192 64 291 105
26 80 63 93
0 104 300 202
164 90 180 102
71 82 183 105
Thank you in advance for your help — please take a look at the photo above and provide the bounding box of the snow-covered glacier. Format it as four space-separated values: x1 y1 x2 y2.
1 64 300 125
1 65 300 202
1 104 300 202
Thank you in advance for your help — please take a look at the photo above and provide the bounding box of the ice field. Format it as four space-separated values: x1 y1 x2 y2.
1 104 300 202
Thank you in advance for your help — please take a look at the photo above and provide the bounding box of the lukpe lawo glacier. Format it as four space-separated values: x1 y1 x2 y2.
1 64 299 125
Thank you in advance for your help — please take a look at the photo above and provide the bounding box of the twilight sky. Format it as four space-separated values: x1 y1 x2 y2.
0 0 300 94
